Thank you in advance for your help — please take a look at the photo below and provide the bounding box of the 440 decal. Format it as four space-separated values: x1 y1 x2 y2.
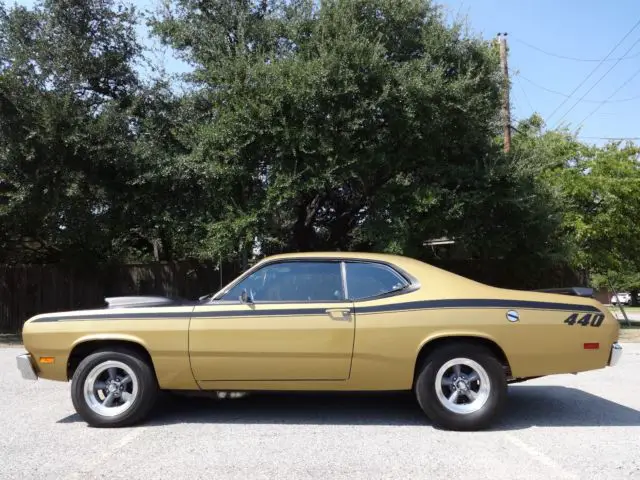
563 312 605 327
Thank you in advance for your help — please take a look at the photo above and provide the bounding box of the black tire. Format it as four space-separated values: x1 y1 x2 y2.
71 348 158 428
414 342 507 431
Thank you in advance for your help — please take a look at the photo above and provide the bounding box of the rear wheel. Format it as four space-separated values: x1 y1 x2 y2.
71 349 158 427
414 343 507 431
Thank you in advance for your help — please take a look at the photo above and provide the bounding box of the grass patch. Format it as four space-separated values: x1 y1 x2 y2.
609 306 640 313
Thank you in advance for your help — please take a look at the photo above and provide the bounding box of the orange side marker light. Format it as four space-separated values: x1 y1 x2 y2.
39 357 55 364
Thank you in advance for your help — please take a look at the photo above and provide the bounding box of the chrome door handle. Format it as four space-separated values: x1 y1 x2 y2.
325 309 352 321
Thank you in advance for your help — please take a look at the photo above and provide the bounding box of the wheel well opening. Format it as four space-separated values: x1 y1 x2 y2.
413 336 511 385
66 340 155 381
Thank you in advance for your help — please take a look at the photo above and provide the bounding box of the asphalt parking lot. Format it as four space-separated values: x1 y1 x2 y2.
2 345 640 480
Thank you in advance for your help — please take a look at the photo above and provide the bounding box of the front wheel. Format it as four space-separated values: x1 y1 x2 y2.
414 343 507 431
71 348 158 427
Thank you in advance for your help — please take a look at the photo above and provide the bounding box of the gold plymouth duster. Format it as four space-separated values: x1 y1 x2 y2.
17 252 622 431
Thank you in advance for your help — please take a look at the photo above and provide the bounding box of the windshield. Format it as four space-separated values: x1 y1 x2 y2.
199 263 260 302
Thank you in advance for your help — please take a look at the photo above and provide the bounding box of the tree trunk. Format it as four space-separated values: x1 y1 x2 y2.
240 242 249 271
292 221 314 251
631 289 639 307
159 228 172 261
291 194 323 251
327 206 361 250
152 238 161 262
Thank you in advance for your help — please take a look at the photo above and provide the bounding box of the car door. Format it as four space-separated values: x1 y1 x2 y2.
189 260 355 382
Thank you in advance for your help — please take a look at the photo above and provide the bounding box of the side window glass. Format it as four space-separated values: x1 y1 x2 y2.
221 261 344 302
346 262 409 300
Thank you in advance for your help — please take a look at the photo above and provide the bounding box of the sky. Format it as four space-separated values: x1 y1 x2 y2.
440 0 640 145
12 0 640 146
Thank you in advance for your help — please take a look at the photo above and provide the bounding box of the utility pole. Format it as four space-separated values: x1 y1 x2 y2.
498 33 511 153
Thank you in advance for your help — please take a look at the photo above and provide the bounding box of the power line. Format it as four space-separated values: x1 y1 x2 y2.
514 76 534 111
553 33 640 127
518 74 640 103
576 65 640 128
578 136 640 140
545 18 640 123
510 114 639 143
513 37 640 62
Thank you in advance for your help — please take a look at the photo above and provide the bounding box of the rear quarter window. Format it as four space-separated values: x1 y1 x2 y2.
346 262 409 300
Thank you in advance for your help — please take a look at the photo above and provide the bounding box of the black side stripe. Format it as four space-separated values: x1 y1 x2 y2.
32 312 192 322
31 308 337 322
30 298 601 322
357 299 601 314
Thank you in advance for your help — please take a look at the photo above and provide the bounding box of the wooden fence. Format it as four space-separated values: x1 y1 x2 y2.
0 261 241 333
0 258 584 333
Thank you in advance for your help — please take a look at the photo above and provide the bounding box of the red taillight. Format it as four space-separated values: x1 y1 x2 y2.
584 342 599 350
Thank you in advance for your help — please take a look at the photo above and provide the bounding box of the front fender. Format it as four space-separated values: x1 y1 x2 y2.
70 333 152 352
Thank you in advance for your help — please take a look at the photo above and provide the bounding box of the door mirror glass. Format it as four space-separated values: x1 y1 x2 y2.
239 289 253 304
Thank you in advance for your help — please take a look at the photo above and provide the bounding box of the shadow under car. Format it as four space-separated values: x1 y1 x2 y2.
58 385 640 430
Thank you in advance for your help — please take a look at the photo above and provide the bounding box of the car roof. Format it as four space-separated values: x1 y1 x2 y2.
256 252 432 274
262 251 412 262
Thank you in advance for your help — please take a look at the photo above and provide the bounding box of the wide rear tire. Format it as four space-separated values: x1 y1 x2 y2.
414 343 507 431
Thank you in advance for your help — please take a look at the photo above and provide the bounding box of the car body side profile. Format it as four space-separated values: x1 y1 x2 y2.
17 252 622 431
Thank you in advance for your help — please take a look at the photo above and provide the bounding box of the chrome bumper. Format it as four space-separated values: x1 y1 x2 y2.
16 354 38 380
608 342 623 367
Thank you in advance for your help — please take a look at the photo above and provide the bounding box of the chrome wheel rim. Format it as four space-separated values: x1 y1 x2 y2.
435 358 491 415
83 360 138 417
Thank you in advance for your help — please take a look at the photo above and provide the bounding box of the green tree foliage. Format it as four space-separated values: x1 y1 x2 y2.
2 0 637 292
151 0 563 264
0 0 142 263
560 143 640 298
511 114 640 293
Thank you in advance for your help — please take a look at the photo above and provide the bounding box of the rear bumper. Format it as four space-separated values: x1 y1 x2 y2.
608 342 623 367
16 354 38 380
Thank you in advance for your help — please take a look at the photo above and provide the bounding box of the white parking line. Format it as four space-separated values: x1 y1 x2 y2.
503 433 579 480
66 427 147 479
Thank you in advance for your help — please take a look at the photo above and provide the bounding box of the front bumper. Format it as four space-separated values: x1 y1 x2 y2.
608 342 623 367
16 354 38 380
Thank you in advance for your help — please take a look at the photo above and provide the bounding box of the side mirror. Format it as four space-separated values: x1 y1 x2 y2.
239 289 253 304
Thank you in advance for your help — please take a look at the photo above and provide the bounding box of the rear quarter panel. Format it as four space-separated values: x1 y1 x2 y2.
348 261 619 390
349 297 618 390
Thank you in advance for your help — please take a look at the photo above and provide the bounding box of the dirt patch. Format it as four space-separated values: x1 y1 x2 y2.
619 327 640 342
